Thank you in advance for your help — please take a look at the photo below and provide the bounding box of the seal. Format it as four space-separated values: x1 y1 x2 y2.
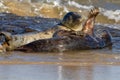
16 30 112 52
0 11 84 52
15 7 112 52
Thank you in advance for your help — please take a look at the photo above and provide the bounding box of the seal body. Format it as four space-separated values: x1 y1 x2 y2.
16 30 112 52
0 11 84 52
0 7 113 53
15 7 112 52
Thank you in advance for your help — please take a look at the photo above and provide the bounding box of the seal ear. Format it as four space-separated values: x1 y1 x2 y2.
0 31 12 41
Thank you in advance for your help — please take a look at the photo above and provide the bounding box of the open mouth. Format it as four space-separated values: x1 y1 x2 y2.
0 34 7 53
0 43 6 53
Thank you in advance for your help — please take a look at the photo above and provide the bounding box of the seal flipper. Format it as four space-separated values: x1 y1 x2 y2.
82 7 99 35
101 30 112 47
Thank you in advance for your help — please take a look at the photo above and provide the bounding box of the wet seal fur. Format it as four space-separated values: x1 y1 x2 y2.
15 7 112 52
0 11 83 52
16 30 112 52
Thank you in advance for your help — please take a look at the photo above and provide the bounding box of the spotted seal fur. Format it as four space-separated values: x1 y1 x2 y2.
0 11 84 52
15 7 112 52
16 30 112 52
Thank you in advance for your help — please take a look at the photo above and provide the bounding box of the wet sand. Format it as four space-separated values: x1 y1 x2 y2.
0 49 120 80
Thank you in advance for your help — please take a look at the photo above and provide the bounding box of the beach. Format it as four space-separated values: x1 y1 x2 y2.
0 0 120 80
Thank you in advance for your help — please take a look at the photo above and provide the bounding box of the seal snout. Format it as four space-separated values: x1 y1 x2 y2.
0 43 6 53
0 32 12 53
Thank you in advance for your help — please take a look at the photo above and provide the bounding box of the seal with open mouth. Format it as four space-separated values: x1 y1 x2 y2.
0 10 84 52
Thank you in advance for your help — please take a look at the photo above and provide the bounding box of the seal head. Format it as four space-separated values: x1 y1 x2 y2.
61 12 84 31
0 32 12 53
